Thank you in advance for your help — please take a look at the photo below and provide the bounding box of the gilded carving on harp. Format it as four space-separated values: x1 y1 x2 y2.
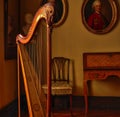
16 2 54 44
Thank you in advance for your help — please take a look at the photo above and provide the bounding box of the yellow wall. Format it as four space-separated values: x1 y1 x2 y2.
52 0 120 96
0 0 17 109
0 0 42 109
0 0 120 109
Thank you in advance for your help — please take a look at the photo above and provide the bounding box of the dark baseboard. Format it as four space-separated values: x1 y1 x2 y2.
1 95 120 116
0 95 27 117
0 99 18 117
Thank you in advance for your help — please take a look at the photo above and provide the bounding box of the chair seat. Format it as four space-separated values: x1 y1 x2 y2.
42 81 72 95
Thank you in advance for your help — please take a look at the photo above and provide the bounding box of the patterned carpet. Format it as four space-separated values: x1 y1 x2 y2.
52 109 83 117
53 112 82 117
53 109 120 117
20 108 120 117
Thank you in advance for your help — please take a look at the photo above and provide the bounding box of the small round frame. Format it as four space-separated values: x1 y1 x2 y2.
81 0 118 34
52 0 68 27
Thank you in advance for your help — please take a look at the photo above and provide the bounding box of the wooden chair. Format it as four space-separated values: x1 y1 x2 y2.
42 57 73 113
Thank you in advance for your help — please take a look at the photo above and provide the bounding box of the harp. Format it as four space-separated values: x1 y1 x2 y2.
16 2 55 117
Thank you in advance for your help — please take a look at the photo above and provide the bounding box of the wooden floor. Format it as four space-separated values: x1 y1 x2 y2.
1 96 120 117
1 105 120 117
52 108 120 117
21 108 120 117
20 99 120 117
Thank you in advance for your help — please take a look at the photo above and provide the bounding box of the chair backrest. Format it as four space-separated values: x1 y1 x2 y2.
51 57 70 83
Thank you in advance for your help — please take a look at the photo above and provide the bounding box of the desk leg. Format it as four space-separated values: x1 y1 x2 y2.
84 80 88 114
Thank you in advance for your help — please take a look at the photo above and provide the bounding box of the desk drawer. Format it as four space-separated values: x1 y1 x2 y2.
83 53 120 69
84 70 120 80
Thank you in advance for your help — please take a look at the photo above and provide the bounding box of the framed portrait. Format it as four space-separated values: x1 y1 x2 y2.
53 0 68 27
52 0 68 27
4 0 19 59
41 0 68 27
81 0 118 34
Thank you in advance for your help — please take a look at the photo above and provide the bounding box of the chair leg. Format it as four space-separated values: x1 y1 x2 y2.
70 94 72 116
52 96 55 110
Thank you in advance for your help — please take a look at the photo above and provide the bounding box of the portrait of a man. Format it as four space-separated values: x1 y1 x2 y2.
82 0 117 34
87 0 109 30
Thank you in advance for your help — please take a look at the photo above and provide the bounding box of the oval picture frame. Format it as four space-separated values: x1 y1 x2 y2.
81 0 118 34
52 0 68 27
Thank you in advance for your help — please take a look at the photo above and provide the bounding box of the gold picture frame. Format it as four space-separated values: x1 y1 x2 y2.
52 0 68 27
4 0 19 59
81 0 118 34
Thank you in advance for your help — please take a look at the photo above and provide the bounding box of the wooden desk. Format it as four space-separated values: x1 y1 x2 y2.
83 52 120 114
